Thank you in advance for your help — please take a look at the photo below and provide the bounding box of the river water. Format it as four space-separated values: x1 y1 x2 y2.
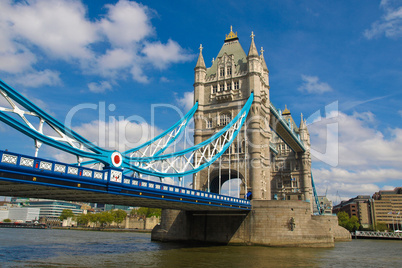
0 228 401 267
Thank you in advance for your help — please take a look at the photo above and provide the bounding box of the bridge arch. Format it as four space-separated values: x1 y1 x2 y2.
209 168 246 198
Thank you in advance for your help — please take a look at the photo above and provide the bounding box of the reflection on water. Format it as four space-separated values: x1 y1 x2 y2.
1 228 401 267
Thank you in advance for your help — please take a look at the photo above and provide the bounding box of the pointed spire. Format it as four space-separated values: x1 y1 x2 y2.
260 46 268 71
248 31 259 57
299 113 306 129
282 105 291 115
196 44 206 69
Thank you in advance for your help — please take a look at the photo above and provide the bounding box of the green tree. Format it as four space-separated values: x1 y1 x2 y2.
347 216 360 232
111 209 127 224
98 211 114 227
76 213 90 226
337 211 349 228
376 222 389 232
59 209 74 221
3 218 12 222
337 212 360 232
132 207 161 218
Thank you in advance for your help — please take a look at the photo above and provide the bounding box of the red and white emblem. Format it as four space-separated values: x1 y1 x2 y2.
110 170 123 183
111 151 123 168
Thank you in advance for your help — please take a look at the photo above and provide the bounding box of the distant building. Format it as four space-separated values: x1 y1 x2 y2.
0 207 40 222
372 187 402 230
333 188 402 230
98 204 134 212
9 198 83 221
333 195 373 229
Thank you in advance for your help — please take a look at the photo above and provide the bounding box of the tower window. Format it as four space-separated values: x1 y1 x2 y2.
212 85 217 93
207 119 213 129
234 81 239 90
220 83 225 91
220 67 225 77
227 82 232 91
227 66 232 76
220 113 231 126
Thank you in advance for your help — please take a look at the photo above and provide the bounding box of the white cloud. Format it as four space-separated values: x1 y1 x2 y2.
15 70 61 88
310 111 402 168
97 49 134 73
298 75 333 94
0 48 37 74
7 0 97 60
364 0 402 39
88 81 113 93
99 0 154 47
143 39 194 69
0 0 192 87
309 109 402 200
160 77 170 83
73 118 161 152
176 91 194 112
130 65 149 83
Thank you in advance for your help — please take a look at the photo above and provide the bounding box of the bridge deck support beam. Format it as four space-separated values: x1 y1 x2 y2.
152 200 350 247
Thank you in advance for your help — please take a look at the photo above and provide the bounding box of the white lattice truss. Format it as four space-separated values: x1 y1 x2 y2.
127 108 247 176
0 87 104 161
128 119 189 159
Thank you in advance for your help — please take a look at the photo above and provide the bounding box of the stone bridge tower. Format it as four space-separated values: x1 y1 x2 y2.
193 28 272 200
193 28 312 204
152 29 346 247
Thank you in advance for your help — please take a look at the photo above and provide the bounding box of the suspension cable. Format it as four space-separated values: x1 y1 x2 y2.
244 121 248 199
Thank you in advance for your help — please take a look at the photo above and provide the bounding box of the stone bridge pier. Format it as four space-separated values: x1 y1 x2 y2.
152 200 350 247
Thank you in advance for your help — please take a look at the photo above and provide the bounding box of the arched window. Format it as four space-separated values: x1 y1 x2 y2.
234 81 239 90
220 113 231 126
212 85 217 93
219 83 225 91
220 67 225 77
206 119 213 129
227 66 232 76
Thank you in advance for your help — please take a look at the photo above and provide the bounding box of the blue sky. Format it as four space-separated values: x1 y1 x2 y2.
0 0 401 203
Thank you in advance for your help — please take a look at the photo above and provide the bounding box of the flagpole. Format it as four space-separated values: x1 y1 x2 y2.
393 215 395 232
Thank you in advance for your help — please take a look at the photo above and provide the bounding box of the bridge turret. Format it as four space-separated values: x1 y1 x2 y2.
247 31 261 97
246 32 271 200
299 113 313 211
299 113 310 148
193 45 207 180
260 47 269 88
194 44 207 105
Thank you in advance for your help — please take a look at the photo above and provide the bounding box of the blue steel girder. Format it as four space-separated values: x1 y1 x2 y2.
0 79 119 167
269 102 306 153
0 150 251 211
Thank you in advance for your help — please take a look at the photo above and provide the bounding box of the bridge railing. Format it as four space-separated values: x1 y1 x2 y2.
1 150 108 181
0 149 251 209
353 231 402 239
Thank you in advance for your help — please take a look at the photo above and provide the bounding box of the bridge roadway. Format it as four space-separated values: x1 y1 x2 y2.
0 150 251 211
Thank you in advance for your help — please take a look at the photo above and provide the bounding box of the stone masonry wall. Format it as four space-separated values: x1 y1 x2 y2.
152 200 343 247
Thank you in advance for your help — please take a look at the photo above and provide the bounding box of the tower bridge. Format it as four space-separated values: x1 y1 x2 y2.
0 28 350 247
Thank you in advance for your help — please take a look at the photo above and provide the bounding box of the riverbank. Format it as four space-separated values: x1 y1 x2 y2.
52 226 153 233
0 222 47 229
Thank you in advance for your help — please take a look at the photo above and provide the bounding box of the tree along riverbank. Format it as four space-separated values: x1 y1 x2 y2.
52 226 154 233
